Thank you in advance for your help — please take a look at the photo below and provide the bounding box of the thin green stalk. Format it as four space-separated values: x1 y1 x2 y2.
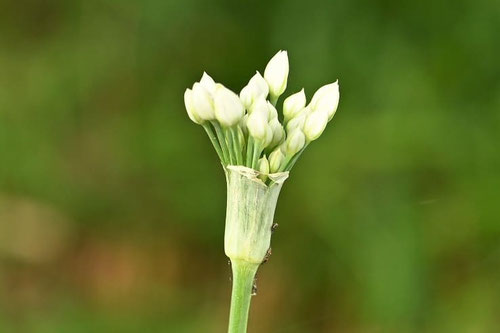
278 155 292 172
212 121 231 164
237 127 246 165
251 143 262 169
284 144 308 171
229 127 242 165
228 260 259 333
202 123 224 162
224 127 236 165
246 136 254 167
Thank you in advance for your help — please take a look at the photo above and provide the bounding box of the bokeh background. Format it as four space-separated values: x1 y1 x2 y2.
1 0 499 332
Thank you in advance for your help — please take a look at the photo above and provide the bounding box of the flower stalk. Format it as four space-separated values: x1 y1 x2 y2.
183 50 340 332
227 260 258 333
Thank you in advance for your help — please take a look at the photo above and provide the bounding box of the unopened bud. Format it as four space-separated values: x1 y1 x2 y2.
237 125 246 148
310 81 340 121
303 110 328 142
184 88 202 124
258 156 269 181
214 84 245 127
240 72 269 109
264 50 289 100
192 82 215 121
285 128 305 156
268 148 285 173
200 72 216 94
239 114 249 136
267 101 278 121
268 118 285 149
247 106 269 141
286 107 309 132
263 125 273 148
250 98 269 117
283 89 306 122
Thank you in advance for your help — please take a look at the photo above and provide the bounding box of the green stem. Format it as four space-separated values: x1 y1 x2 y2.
246 136 254 167
202 123 225 163
228 260 259 333
251 143 262 169
284 144 308 171
212 121 231 164
278 155 292 172
230 127 242 165
237 127 246 165
281 143 309 172
224 127 236 165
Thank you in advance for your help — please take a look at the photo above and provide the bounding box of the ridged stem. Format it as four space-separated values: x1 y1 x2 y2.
202 123 224 162
228 260 259 333
212 121 231 164
246 136 254 167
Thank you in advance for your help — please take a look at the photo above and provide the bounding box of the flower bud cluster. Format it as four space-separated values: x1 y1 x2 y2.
184 51 340 178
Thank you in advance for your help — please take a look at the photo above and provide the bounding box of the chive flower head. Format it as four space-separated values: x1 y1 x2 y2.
183 51 340 173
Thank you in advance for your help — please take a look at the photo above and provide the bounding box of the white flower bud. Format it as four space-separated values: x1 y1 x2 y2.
264 50 289 99
258 155 269 175
239 114 248 136
268 118 285 149
285 128 305 156
263 125 273 148
200 72 216 94
213 84 245 127
283 89 306 122
239 72 269 109
247 106 269 141
279 143 287 155
285 107 309 132
237 125 246 147
250 98 269 117
267 101 278 121
192 82 215 121
184 88 202 124
310 80 340 121
303 110 328 142
239 85 253 110
268 148 285 173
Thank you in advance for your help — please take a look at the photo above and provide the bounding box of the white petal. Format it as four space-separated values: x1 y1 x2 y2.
283 88 306 122
247 107 268 140
269 148 285 173
192 82 215 120
200 72 216 94
268 118 285 148
266 101 278 121
184 88 202 124
285 106 309 133
310 81 340 121
285 128 305 156
239 72 269 109
264 50 289 98
214 84 245 127
258 156 269 174
304 110 328 141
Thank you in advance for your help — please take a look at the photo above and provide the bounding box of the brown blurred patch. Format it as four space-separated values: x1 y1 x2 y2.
0 195 73 264
69 239 149 307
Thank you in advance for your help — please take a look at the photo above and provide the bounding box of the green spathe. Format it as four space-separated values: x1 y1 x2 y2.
224 165 288 264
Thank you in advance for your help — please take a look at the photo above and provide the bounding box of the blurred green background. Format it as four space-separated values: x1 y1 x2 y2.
1 0 499 332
